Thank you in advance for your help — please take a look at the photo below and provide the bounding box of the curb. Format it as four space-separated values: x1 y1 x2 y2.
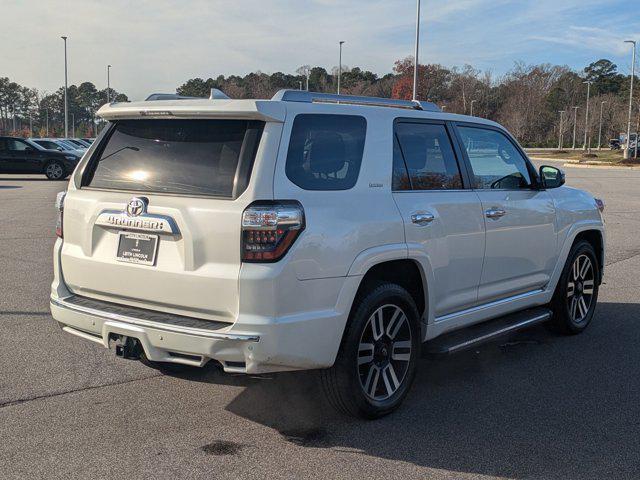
529 157 640 170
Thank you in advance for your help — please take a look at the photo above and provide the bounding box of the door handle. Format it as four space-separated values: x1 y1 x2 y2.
485 208 506 219
411 212 435 226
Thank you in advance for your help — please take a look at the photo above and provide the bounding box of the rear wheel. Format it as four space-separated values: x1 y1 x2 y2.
549 240 599 334
45 161 66 180
321 283 421 419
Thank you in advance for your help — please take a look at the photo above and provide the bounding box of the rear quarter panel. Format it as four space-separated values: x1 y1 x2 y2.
272 103 405 281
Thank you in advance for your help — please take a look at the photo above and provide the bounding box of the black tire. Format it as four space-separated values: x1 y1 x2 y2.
548 240 600 334
44 160 67 180
320 283 421 419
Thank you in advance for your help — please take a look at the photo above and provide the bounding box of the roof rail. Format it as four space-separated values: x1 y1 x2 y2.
145 93 199 101
271 89 441 112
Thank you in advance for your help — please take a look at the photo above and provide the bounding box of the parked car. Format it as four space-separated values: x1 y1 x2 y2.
82 138 95 145
0 136 80 180
50 90 605 418
609 139 621 150
66 138 91 148
30 138 86 158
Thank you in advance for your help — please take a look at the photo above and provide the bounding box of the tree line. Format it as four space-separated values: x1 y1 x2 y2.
0 78 127 138
2 57 637 147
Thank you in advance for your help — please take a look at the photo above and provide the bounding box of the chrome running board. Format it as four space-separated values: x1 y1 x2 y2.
425 307 552 355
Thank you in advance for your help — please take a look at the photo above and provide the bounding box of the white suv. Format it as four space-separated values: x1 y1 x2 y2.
51 90 605 418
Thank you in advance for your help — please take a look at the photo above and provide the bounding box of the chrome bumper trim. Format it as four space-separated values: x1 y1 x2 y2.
51 296 260 342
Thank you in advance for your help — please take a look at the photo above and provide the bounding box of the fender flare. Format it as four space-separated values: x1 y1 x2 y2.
545 221 605 298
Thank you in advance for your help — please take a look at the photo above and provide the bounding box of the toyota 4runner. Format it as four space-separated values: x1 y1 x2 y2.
50 90 605 418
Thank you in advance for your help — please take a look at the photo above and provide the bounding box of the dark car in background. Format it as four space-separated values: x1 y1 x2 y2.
0 137 80 180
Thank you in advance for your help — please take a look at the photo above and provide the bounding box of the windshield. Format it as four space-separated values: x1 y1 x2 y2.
84 119 265 197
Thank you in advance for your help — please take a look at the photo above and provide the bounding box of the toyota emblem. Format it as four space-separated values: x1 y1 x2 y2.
126 197 148 217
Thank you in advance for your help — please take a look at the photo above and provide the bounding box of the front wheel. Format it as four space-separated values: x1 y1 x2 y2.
321 283 421 419
45 161 67 180
549 240 600 334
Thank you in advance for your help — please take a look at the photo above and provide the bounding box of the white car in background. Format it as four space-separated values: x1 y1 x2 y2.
50 90 605 418
30 138 86 158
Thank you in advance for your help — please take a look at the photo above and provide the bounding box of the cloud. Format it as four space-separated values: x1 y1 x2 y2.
0 0 638 99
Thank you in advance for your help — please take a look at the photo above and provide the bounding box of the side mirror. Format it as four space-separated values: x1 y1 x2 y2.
539 165 565 189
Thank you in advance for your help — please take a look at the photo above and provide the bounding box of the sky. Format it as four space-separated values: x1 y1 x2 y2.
1 0 639 101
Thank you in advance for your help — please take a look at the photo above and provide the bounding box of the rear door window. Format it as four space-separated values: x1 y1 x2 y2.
285 114 366 190
393 122 463 190
84 119 264 197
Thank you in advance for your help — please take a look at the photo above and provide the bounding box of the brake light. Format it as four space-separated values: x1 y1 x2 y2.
241 202 305 262
55 191 66 238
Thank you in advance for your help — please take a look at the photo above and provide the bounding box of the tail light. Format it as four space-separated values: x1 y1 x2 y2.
595 198 605 213
241 202 305 262
55 191 66 238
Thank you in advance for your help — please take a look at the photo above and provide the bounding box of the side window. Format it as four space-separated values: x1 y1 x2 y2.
285 114 366 191
394 122 463 190
7 139 30 151
392 134 411 190
458 126 532 190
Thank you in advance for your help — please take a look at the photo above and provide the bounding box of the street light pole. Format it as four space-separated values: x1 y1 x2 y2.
71 113 75 137
597 101 605 151
470 100 477 116
61 36 68 138
624 40 636 160
412 0 421 101
558 110 565 150
107 64 111 103
583 80 592 152
305 67 310 91
572 106 579 150
46 109 49 136
298 81 303 90
337 41 345 94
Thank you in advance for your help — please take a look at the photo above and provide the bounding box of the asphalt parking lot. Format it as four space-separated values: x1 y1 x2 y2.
1 163 640 480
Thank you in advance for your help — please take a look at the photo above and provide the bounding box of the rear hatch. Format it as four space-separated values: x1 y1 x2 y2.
60 112 281 322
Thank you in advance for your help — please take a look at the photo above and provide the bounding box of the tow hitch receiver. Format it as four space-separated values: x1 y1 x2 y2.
109 334 142 360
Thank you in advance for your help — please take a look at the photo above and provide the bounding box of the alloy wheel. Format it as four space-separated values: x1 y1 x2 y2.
566 254 595 323
357 304 412 401
46 163 64 179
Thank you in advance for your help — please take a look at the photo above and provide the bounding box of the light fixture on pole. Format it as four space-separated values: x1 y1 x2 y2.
337 41 345 94
624 40 636 160
572 106 579 150
107 64 112 103
583 80 592 152
412 0 421 101
597 101 606 151
470 99 477 116
61 36 68 138
558 110 566 150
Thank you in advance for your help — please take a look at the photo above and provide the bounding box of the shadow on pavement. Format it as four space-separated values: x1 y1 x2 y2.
172 301 640 479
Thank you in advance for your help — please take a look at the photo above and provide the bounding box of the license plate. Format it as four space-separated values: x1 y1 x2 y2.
116 232 158 266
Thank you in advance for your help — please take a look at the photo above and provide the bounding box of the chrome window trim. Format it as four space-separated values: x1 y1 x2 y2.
51 296 260 342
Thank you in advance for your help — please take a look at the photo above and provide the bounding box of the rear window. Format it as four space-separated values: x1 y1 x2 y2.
285 114 366 190
84 119 264 197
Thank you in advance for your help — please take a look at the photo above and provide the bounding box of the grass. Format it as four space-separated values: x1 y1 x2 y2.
526 148 633 164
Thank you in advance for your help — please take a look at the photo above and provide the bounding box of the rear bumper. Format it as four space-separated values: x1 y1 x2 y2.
51 240 360 374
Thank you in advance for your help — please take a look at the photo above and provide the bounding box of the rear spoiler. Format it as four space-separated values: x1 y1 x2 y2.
97 99 286 123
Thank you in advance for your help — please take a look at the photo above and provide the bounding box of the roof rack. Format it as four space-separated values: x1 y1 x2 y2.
145 93 198 101
271 89 440 112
